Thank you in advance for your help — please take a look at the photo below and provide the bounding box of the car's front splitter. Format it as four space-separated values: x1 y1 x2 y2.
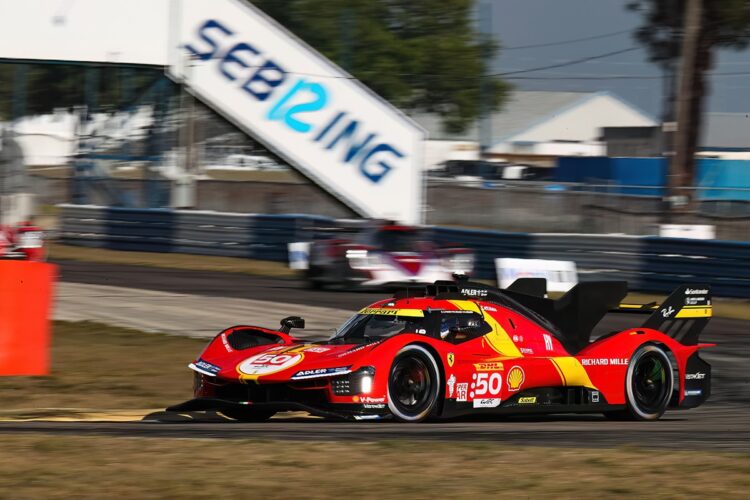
166 398 390 421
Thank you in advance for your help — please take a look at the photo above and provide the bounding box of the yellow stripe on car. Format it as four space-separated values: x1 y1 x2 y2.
447 300 597 390
550 357 596 389
448 300 522 358
676 306 712 318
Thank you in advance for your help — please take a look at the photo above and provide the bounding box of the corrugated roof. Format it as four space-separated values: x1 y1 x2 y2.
409 90 595 141
701 113 750 150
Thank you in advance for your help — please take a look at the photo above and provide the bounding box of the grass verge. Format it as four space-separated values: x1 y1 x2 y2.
0 321 205 414
49 242 296 278
0 435 748 498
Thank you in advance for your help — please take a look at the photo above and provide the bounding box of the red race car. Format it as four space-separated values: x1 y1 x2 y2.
169 277 713 422
0 222 45 262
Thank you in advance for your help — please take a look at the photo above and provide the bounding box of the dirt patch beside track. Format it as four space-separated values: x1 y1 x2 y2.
0 321 205 412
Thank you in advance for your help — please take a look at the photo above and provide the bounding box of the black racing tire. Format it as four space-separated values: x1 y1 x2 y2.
387 345 441 423
220 408 276 422
606 344 674 421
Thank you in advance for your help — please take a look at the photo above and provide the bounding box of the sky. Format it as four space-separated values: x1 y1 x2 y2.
484 0 750 118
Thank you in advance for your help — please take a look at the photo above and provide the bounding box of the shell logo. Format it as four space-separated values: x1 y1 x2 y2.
507 366 525 392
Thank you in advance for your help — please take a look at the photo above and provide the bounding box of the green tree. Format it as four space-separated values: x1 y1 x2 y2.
628 0 750 186
250 0 509 134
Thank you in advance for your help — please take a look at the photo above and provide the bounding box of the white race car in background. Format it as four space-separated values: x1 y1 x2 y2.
302 222 473 289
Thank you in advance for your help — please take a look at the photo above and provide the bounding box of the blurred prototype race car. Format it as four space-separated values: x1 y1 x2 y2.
170 277 714 422
0 222 45 261
304 221 473 289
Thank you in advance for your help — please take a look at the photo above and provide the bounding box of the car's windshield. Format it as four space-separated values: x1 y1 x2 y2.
329 313 428 343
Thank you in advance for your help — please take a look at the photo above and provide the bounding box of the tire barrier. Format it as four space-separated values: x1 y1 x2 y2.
0 261 57 375
59 205 750 297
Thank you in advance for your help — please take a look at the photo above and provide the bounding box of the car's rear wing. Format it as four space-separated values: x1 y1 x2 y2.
611 284 712 346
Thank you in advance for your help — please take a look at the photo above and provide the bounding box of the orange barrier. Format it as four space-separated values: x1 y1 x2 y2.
0 261 57 375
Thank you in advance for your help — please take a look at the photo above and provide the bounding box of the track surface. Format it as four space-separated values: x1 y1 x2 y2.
38 259 750 448
55 259 382 310
0 405 746 450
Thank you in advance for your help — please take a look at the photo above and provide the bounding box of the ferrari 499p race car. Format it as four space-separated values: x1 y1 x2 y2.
170 277 714 422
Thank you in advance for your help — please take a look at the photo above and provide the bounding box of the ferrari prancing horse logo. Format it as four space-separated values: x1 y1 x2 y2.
447 352 455 367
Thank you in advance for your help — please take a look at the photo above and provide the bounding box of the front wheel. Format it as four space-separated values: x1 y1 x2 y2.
387 345 441 422
607 344 674 421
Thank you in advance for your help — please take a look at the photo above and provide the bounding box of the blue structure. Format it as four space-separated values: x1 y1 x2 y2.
556 157 666 196
696 160 750 201
557 156 750 200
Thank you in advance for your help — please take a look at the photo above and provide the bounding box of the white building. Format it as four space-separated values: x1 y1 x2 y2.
412 90 657 167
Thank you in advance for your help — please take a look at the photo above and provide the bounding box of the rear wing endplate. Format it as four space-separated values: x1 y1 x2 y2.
611 285 712 345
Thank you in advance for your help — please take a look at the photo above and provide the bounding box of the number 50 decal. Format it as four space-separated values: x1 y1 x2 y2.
473 372 502 396
238 351 304 377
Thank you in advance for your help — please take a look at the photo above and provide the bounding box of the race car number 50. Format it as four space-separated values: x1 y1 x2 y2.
473 372 502 396
238 352 304 376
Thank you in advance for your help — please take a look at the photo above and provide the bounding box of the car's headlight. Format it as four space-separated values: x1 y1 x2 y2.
360 374 373 394
332 366 376 395
355 366 376 394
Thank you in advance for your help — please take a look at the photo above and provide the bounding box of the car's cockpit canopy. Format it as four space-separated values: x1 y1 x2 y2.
329 307 492 345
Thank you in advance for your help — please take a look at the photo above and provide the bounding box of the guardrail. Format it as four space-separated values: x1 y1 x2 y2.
58 205 750 298
58 205 332 262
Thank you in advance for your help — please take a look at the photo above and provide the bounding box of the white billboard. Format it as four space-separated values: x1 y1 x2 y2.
0 0 170 66
0 0 425 223
170 0 424 223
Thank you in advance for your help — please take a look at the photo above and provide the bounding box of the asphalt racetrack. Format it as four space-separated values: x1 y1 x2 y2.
16 258 746 449
0 404 747 451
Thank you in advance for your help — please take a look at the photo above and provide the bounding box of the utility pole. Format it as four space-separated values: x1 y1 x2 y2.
478 0 493 158
660 0 679 167
670 0 702 212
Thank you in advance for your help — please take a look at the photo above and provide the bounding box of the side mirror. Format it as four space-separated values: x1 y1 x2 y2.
280 316 305 333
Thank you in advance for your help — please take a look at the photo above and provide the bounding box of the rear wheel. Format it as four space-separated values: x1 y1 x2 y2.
220 408 276 422
387 345 441 422
607 344 673 421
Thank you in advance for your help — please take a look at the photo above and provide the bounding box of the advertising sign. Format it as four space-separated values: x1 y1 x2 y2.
170 0 425 223
659 224 715 240
496 258 578 293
